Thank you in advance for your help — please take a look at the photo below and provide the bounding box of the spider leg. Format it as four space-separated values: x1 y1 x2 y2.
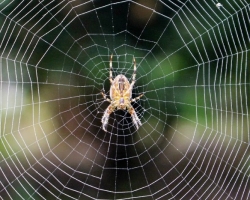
127 104 142 130
101 90 111 102
130 56 137 88
131 93 144 102
109 54 113 84
101 104 115 131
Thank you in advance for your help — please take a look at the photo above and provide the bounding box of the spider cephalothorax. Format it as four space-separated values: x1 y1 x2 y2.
101 55 143 131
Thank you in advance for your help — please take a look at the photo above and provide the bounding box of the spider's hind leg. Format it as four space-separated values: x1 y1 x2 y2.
101 104 115 131
127 105 142 130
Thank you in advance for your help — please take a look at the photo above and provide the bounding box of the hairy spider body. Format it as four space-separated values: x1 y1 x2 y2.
101 55 143 131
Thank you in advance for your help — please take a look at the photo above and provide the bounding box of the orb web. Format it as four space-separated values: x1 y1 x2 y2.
0 0 249 199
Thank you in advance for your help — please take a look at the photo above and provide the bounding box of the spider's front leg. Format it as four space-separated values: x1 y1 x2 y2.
130 56 137 88
131 93 144 102
101 90 111 102
127 104 142 130
109 54 113 84
102 104 115 132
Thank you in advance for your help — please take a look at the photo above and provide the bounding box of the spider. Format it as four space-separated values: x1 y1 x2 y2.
101 54 143 132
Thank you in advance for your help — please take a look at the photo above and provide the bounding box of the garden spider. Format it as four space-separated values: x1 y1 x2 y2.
101 55 143 131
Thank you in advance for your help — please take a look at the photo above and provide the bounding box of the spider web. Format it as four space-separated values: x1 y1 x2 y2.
0 0 249 199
